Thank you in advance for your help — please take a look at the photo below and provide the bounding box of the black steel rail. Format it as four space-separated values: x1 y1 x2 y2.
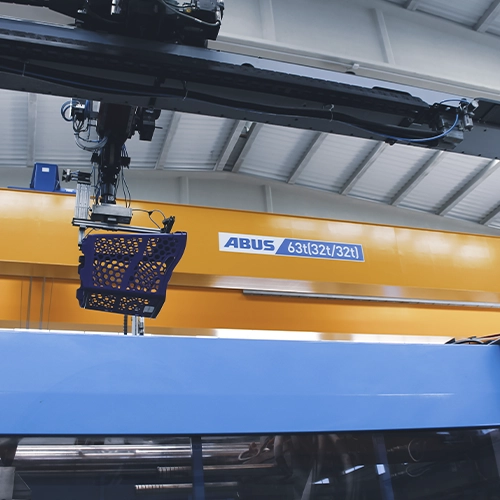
0 16 499 156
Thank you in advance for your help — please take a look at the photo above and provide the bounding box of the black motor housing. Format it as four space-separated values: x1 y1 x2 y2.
0 0 223 45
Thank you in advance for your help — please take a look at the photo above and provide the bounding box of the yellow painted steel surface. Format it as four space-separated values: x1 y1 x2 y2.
2 188 500 337
1 277 500 338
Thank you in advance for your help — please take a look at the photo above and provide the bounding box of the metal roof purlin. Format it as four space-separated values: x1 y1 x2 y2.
480 203 500 225
231 123 263 173
154 112 181 170
375 9 396 65
214 120 247 171
405 0 422 11
438 159 500 216
391 150 445 206
287 132 327 184
474 0 500 32
340 142 388 196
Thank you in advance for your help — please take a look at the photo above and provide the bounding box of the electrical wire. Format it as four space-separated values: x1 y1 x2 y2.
74 134 108 152
351 114 460 144
121 170 132 208
131 208 165 229
120 145 132 208
60 100 73 122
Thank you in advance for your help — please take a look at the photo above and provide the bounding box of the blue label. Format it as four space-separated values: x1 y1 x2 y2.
276 239 364 262
219 233 364 262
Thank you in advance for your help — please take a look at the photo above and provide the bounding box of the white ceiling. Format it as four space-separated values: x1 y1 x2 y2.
2 89 500 229
2 1 500 231
386 0 500 35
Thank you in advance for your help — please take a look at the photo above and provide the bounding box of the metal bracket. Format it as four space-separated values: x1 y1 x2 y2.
131 316 145 336
74 219 163 247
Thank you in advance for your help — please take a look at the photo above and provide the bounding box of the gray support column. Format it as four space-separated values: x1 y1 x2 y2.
180 176 190 204
264 184 274 213
26 93 37 168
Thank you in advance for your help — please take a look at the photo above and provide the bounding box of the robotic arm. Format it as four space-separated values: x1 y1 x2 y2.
61 99 186 321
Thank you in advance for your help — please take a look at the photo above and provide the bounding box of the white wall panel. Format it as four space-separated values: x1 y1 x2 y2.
271 0 386 64
34 94 95 169
0 90 28 168
217 0 500 100
2 168 500 236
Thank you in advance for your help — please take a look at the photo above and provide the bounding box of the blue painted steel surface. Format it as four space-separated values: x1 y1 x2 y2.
0 332 499 435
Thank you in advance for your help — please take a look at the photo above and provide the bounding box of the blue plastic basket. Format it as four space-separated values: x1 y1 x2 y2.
77 232 187 318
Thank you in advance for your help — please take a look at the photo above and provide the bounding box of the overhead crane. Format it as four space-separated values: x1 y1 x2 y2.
1 2 500 499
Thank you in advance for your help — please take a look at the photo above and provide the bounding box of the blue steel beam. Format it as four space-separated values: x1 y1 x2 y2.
0 332 500 436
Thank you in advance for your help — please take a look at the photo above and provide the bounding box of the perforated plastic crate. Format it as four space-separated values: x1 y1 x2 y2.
77 232 187 318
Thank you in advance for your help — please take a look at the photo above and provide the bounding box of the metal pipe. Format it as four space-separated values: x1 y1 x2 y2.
136 482 239 492
158 463 279 478
243 289 500 309
13 443 251 466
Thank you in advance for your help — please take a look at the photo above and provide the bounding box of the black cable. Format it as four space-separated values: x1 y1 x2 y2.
131 208 163 229
123 314 128 335
121 169 132 208
0 61 454 143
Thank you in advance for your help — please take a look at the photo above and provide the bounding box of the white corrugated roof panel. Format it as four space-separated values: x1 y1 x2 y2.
296 135 376 192
35 95 99 169
487 217 500 228
385 0 406 5
348 144 434 203
399 153 490 213
484 14 500 35
238 125 317 182
0 90 28 168
446 165 500 222
126 111 174 169
164 114 236 170
415 0 491 27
